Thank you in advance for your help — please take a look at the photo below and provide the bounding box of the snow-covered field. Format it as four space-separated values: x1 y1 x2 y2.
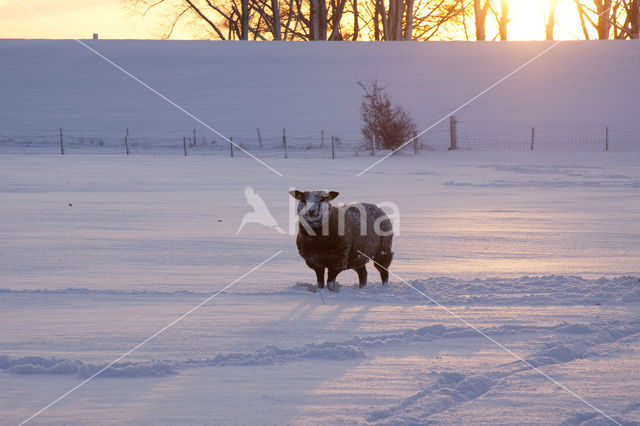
1 152 639 425
1 40 639 151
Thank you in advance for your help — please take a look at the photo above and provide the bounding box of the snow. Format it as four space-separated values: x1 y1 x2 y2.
1 151 639 424
1 40 639 151
2 38 640 424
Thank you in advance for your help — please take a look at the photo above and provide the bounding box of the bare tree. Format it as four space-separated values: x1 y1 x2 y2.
574 0 639 39
490 0 508 40
363 0 464 40
473 0 491 40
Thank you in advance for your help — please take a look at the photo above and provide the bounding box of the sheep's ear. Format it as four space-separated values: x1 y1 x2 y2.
327 191 339 200
289 190 305 200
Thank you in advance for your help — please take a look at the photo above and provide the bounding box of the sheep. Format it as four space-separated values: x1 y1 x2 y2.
289 190 393 291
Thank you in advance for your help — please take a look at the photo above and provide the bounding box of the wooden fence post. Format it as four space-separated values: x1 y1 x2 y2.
448 116 457 150
331 136 336 159
124 128 129 155
183 136 188 156
256 128 262 149
605 126 609 151
321 129 324 148
413 131 418 154
193 128 196 146
371 135 375 156
59 128 64 155
230 137 234 157
531 127 535 151
283 128 287 158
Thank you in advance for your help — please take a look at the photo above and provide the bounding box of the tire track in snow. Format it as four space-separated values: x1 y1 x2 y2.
365 319 640 424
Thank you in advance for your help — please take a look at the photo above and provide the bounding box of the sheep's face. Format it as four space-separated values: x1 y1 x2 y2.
289 190 339 226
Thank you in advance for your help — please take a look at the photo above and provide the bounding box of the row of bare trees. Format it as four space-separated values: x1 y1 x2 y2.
132 0 640 40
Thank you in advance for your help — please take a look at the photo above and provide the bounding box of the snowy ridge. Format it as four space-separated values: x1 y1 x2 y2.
0 356 175 379
3 275 638 306
290 275 640 306
3 318 639 380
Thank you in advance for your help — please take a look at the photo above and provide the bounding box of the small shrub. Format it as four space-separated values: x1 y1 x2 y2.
358 79 417 150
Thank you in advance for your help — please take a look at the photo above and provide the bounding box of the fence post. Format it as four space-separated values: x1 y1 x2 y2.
448 116 457 150
321 129 324 148
371 135 375 156
193 128 196 146
331 136 335 159
531 127 535 151
124 128 130 155
183 136 188 156
256 128 262 149
59 128 64 155
605 126 609 151
413 131 419 154
283 128 287 159
230 137 234 157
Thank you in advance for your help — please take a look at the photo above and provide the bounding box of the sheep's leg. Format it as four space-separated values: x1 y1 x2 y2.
355 265 367 288
374 247 393 285
314 268 325 289
326 268 340 292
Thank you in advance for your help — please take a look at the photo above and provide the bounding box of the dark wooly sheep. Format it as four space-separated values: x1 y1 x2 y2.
289 190 393 291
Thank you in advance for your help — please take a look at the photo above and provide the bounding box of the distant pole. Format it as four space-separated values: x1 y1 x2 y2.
193 128 196 146
59 128 64 155
531 127 535 151
448 116 457 150
371 135 375 156
256 128 262 149
331 136 335 159
229 137 234 157
124 128 129 155
183 136 188 156
605 126 609 151
413 131 418 154
283 128 287 159
321 129 324 148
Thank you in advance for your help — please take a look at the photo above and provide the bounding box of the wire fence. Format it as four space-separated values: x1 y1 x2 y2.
0 129 427 158
1 122 638 157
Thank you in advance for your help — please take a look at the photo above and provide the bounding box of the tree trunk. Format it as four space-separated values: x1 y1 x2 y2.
272 0 281 40
630 0 640 39
319 0 328 39
498 0 508 40
474 0 490 40
241 0 249 40
404 0 415 40
545 0 558 40
310 0 318 39
352 0 360 40
597 0 612 40
374 1 380 40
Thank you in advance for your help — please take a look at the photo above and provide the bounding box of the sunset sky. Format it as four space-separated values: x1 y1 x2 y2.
1 0 587 41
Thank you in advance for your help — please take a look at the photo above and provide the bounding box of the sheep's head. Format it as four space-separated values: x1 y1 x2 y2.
289 190 339 226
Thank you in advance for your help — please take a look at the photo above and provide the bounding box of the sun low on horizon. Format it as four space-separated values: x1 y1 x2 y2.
1 0 586 41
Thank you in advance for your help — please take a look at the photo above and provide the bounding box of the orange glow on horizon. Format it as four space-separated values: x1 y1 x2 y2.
0 0 589 41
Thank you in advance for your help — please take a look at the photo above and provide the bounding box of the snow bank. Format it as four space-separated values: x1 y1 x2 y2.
0 356 175 378
5 317 638 380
